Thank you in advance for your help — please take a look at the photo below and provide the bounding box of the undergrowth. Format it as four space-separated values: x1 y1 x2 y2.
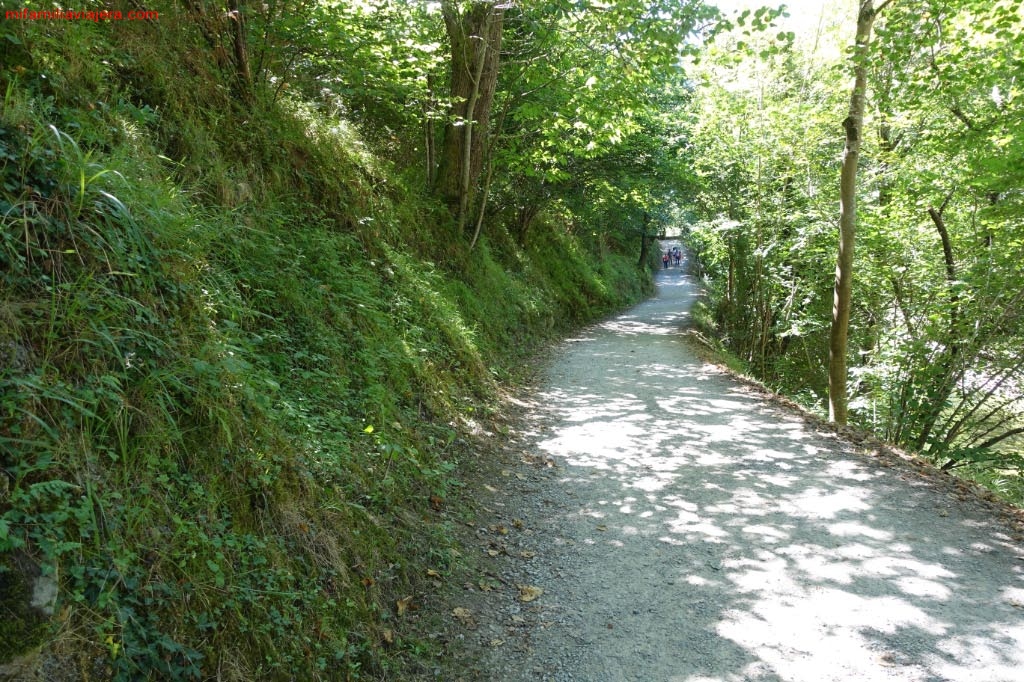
0 12 651 680
683 242 1024 508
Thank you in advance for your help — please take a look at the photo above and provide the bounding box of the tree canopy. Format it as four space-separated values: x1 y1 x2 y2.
164 0 1024 487
680 0 1024 487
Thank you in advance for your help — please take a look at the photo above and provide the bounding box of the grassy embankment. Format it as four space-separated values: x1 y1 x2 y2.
0 14 651 680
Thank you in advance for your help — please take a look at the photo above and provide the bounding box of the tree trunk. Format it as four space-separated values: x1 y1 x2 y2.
424 74 437 188
728 240 735 307
470 91 511 250
436 1 505 231
180 0 253 104
638 213 652 268
227 0 253 102
828 0 892 424
912 197 962 449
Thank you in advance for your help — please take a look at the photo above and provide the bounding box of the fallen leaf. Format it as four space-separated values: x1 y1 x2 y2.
520 550 536 559
382 629 395 645
429 494 443 511
596 524 608 531
452 607 475 627
396 596 413 616
426 569 442 579
518 585 543 602
512 518 524 529
489 639 504 647
487 549 500 557
362 577 375 587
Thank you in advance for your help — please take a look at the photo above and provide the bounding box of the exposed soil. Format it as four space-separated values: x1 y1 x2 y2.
426 252 1024 682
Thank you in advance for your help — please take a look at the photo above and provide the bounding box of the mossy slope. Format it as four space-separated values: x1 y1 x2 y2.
0 10 650 680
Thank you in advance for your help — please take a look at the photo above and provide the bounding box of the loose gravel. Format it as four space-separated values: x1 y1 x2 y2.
438 251 1024 682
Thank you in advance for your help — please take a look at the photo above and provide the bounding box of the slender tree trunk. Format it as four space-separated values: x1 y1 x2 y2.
728 237 735 307
638 213 652 268
828 0 892 424
470 87 511 250
457 40 489 234
469 148 495 250
227 0 252 101
180 0 252 104
912 197 963 449
516 205 537 248
424 75 437 188
436 1 504 230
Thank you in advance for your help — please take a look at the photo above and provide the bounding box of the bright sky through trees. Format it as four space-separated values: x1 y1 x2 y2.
714 0 855 54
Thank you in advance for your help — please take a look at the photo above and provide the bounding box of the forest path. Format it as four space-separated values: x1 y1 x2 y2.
442 251 1024 682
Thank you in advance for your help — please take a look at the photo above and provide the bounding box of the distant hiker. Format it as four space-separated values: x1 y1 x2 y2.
674 248 681 267
662 252 670 269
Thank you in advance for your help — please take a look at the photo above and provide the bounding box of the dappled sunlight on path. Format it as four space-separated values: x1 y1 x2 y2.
490 255 1024 681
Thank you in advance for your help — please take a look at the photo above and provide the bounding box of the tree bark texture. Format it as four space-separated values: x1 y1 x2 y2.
828 0 891 424
180 0 253 104
227 0 252 98
436 1 505 230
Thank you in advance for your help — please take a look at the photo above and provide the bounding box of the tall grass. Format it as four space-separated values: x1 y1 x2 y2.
0 13 652 679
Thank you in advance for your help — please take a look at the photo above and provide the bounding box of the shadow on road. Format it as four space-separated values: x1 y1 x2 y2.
512 261 1024 682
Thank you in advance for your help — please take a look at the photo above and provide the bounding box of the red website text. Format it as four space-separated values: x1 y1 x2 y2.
5 8 159 22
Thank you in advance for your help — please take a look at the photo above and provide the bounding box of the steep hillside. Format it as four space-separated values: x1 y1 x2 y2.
0 13 650 680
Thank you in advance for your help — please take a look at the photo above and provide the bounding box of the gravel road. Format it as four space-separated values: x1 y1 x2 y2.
443 249 1024 682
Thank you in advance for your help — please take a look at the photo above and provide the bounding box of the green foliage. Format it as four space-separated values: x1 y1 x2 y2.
496 2 713 181
0 5 652 678
680 31 843 395
681 0 1024 501
293 0 446 147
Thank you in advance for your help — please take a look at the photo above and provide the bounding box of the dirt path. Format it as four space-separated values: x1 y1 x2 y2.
440 253 1024 681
